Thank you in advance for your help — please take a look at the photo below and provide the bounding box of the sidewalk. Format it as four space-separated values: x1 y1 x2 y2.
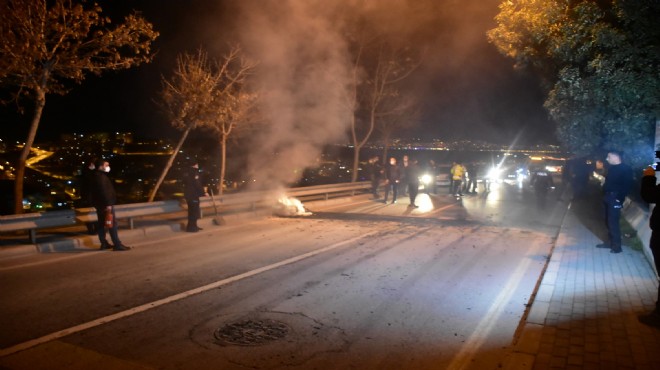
507 197 660 369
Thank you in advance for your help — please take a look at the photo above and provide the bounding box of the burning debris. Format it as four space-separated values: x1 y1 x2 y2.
274 196 312 217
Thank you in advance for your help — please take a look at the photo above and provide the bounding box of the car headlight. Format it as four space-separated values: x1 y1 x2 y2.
487 167 500 180
420 174 433 185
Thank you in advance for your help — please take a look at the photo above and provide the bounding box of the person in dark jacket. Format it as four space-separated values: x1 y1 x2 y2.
384 157 401 204
596 150 633 254
423 159 438 195
465 162 478 194
91 159 130 251
183 161 206 232
366 156 382 199
640 166 660 327
402 155 420 208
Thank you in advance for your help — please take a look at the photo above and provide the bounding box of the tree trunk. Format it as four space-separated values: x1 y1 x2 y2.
147 124 193 202
351 143 362 183
352 108 377 182
14 88 46 214
381 130 391 163
218 134 228 195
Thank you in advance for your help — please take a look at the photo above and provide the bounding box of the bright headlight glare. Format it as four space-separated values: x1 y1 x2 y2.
420 174 432 185
487 168 500 179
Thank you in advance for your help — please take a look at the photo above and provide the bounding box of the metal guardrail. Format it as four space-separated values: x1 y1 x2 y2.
0 210 78 244
0 182 371 244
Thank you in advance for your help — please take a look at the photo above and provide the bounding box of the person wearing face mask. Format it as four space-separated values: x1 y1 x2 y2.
91 159 130 251
384 157 401 204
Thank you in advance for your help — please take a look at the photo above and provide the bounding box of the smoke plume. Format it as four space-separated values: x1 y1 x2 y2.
236 0 353 188
231 0 538 189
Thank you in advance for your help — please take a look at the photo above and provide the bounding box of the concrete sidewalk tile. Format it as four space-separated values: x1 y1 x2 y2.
535 283 555 302
538 341 554 355
584 339 599 353
568 336 584 347
532 353 552 370
552 342 569 356
527 301 551 325
548 355 567 368
545 260 561 273
566 354 583 366
503 352 535 370
515 323 544 354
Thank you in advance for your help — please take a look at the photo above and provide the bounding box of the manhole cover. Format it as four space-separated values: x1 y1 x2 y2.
214 319 290 346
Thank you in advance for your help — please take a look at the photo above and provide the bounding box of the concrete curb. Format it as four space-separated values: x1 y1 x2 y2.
502 200 572 370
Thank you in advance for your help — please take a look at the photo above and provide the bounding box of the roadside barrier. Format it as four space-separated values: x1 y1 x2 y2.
0 182 371 244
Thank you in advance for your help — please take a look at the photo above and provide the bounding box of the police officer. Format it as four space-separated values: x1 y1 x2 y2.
596 150 632 254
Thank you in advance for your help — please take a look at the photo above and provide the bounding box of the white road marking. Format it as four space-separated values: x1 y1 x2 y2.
0 230 380 357
446 241 541 370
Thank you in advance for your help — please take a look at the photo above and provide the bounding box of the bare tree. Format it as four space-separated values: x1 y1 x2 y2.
349 39 422 182
208 90 258 195
0 0 158 213
205 46 258 195
148 50 220 202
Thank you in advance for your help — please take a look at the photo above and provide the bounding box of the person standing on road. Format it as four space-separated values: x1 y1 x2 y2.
91 159 130 251
423 159 438 195
465 162 478 194
384 157 401 204
596 150 632 254
639 165 660 327
183 161 206 232
367 156 382 199
403 155 420 208
450 161 466 197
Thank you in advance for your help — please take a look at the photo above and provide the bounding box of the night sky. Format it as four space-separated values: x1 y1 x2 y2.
1 0 555 146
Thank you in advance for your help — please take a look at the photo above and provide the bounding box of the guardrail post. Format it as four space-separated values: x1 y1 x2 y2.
29 229 37 244
128 217 135 230
325 193 329 201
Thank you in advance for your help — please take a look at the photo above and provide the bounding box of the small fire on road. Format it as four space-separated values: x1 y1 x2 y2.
274 195 312 217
